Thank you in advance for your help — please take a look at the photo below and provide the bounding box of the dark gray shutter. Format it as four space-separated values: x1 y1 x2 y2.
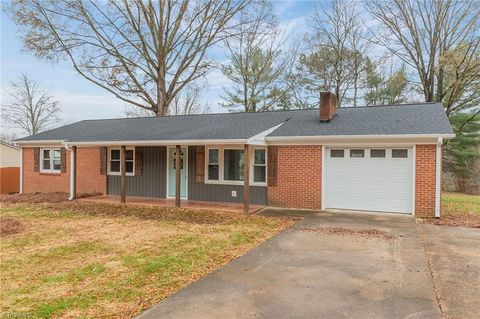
196 146 205 183
100 147 108 175
267 146 277 187
60 148 67 173
135 147 143 176
33 148 40 172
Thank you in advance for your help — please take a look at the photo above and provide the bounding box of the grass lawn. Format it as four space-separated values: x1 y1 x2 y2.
0 202 294 318
426 192 480 228
442 192 480 215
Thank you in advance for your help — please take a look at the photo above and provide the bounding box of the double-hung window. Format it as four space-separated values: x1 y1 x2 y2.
205 147 267 185
108 148 134 175
207 149 219 181
40 148 61 173
252 149 266 184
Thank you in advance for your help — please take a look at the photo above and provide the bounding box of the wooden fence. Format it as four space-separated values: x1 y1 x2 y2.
0 167 20 194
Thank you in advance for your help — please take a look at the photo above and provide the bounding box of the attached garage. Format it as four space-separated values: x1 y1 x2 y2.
324 147 414 214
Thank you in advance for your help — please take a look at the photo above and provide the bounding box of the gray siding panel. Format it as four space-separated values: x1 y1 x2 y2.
187 146 267 205
108 147 166 197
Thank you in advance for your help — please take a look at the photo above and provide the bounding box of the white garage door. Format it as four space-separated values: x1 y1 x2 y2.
324 148 413 214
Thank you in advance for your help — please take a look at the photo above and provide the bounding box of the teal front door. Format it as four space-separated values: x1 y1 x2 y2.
168 147 188 198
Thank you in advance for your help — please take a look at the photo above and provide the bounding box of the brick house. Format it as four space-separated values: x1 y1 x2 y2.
15 92 454 217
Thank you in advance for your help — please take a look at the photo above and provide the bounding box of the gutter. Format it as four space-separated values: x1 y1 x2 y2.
65 144 75 201
435 137 443 218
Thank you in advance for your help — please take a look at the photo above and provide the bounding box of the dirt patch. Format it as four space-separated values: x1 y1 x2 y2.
0 192 69 203
421 214 480 229
0 217 25 237
301 226 394 240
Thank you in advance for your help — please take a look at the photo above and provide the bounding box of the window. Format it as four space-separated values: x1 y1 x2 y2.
392 149 408 158
41 148 61 173
224 149 244 181
330 149 344 158
253 149 266 183
207 149 219 180
350 149 364 158
108 148 134 175
205 147 267 185
370 149 386 158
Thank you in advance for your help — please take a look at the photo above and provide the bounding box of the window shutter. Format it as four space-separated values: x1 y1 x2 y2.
100 147 108 175
267 146 277 187
60 148 67 173
196 146 205 183
135 147 143 176
33 148 40 172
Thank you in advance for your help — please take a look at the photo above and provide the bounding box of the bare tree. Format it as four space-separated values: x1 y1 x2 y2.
299 0 369 107
2 75 61 135
366 0 480 115
221 2 296 112
10 0 254 116
124 84 209 117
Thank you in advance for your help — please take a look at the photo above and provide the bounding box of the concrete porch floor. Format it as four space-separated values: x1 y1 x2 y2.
78 195 264 213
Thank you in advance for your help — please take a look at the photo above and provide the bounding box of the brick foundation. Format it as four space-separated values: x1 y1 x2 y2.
267 146 322 209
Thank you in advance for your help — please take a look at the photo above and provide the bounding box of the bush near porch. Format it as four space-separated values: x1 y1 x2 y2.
0 200 295 318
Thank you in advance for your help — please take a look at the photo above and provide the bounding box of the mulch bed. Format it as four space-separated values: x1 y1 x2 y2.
300 226 394 240
1 194 294 226
421 213 480 229
0 192 69 203
0 217 25 237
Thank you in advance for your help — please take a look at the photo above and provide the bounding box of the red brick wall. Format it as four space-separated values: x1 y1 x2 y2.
23 147 70 193
267 146 322 209
415 144 438 217
76 147 106 195
22 147 106 195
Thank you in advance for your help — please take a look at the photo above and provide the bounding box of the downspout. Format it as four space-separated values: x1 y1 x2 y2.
435 137 443 218
65 144 75 201
19 147 23 194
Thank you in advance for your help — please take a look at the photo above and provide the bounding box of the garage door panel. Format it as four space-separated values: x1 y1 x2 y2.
325 147 413 214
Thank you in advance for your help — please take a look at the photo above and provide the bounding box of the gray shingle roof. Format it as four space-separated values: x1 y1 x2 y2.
15 102 453 143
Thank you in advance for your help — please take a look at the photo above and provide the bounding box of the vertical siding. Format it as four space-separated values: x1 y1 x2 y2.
0 167 20 194
108 147 166 197
187 146 267 205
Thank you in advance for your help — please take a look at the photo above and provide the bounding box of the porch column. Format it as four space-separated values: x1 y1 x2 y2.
175 145 181 207
68 146 77 200
120 145 126 203
243 144 250 214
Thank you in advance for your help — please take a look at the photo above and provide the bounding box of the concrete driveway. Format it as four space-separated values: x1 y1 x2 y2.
419 224 480 319
138 210 441 319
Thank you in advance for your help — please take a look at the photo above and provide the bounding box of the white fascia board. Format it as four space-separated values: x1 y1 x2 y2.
64 139 248 147
265 134 455 145
14 140 66 146
247 122 286 146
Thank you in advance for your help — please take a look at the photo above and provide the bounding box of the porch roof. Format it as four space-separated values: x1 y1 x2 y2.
15 102 454 145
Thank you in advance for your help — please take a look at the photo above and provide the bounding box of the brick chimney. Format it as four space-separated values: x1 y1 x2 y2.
319 91 337 122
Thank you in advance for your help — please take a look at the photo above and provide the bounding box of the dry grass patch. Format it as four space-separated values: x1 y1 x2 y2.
422 192 480 228
0 203 294 318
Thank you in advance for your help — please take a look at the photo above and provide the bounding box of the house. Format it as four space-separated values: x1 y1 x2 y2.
0 140 21 194
14 92 454 217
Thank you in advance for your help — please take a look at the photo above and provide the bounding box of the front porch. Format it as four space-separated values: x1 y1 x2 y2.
79 195 264 214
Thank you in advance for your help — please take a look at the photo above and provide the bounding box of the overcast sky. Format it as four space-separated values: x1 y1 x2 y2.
0 0 315 137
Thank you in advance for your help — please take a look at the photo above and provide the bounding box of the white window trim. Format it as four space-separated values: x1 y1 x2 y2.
40 148 62 173
204 146 267 186
107 147 135 176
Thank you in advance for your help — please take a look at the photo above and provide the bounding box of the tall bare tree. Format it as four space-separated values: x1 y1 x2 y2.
303 0 369 107
221 2 296 112
367 0 480 116
10 0 253 116
1 75 61 135
124 83 209 117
